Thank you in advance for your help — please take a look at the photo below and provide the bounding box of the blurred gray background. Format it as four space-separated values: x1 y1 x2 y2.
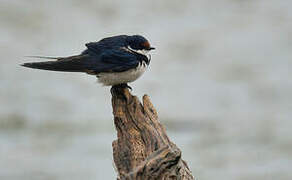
1 0 292 179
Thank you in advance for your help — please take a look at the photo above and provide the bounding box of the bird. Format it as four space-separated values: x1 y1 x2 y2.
22 35 155 90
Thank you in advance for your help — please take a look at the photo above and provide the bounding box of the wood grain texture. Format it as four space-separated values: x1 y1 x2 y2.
111 86 194 180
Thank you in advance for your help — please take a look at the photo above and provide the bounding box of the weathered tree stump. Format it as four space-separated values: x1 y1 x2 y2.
111 86 194 180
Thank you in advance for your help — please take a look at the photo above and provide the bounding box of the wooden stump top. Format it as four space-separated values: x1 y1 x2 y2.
111 87 194 180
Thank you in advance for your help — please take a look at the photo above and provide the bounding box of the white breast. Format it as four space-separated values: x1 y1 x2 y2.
97 62 148 86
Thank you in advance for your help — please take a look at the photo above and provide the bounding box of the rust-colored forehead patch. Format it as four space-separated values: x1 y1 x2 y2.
141 41 150 49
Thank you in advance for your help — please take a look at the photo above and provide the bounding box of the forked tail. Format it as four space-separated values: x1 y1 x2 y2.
21 55 89 72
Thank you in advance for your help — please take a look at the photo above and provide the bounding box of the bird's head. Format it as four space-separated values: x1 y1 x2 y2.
126 35 155 57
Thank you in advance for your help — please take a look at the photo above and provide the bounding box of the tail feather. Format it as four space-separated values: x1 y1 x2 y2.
24 56 60 60
21 55 90 72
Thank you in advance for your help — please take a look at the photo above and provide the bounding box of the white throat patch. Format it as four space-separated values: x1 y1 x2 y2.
127 46 150 57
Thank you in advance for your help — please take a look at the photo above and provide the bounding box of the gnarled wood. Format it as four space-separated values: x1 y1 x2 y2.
111 86 194 180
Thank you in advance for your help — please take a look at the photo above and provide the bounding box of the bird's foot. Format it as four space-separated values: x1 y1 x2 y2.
119 83 132 91
111 83 132 96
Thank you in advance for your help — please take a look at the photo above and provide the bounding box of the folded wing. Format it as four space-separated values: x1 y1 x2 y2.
22 48 140 74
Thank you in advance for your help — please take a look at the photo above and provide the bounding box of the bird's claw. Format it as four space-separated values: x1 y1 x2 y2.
120 83 132 91
111 83 132 93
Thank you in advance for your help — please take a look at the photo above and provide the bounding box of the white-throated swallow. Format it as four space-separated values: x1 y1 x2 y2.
22 35 155 89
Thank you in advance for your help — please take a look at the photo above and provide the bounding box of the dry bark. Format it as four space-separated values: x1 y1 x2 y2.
111 86 194 180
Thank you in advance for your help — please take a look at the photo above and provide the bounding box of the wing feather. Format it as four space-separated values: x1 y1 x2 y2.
91 49 139 73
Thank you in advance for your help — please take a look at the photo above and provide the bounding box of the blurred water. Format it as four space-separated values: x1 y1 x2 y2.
1 0 292 179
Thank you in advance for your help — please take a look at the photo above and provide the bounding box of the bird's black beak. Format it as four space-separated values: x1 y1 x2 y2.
148 47 155 50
